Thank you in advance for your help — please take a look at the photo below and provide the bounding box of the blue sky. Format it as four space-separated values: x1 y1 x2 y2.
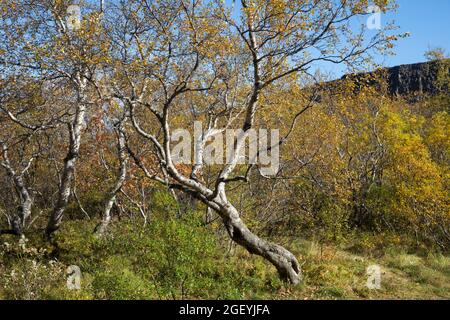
382 0 450 67
225 0 450 77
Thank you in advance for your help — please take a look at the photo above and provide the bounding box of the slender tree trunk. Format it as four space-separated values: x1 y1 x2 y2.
94 124 128 236
10 175 33 235
177 182 302 284
45 102 86 238
216 199 301 284
2 175 33 235
0 144 33 235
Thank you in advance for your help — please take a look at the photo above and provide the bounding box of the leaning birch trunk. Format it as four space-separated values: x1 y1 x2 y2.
45 84 87 238
212 195 301 284
166 168 302 284
94 123 128 236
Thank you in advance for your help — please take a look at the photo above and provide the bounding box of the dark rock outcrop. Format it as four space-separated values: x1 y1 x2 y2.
341 59 449 96
385 60 449 95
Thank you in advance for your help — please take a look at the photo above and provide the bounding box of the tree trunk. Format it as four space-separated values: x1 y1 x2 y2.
216 199 301 284
10 175 33 235
94 125 128 236
94 194 116 236
0 145 33 235
45 103 86 238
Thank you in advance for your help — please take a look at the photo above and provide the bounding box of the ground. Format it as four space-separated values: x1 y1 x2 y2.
285 240 450 299
0 220 448 300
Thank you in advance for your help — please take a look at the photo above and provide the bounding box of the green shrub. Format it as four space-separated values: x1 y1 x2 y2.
92 256 155 299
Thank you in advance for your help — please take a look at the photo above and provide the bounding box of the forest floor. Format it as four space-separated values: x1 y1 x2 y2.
278 239 450 299
0 220 449 300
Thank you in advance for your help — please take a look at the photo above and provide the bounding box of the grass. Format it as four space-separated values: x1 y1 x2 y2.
284 240 450 299
0 220 449 300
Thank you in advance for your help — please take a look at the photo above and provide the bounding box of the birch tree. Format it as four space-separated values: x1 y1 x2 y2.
94 114 129 236
0 76 56 235
0 0 111 238
0 0 398 283
0 140 36 235
106 0 398 284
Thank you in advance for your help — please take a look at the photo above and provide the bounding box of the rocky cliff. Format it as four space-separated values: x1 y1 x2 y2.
341 59 449 96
